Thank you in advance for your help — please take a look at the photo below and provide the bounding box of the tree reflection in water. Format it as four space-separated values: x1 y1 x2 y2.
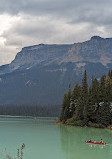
58 125 112 159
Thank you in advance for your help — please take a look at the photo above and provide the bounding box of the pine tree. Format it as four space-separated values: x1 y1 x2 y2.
60 84 72 121
108 70 111 78
106 73 112 101
82 70 88 123
110 70 112 79
96 102 111 126
70 83 81 117
72 83 81 100
88 77 100 122
60 93 68 121
75 89 84 121
99 75 106 102
87 85 95 122
67 84 72 118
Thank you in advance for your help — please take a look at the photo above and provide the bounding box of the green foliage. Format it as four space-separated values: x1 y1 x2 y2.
60 70 112 128
72 83 81 100
75 96 84 121
72 120 84 127
65 117 74 125
87 77 99 122
88 121 104 128
96 102 111 126
99 75 106 102
60 93 68 121
82 70 88 123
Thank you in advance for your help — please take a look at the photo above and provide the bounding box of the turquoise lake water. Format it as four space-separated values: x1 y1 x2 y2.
0 117 112 159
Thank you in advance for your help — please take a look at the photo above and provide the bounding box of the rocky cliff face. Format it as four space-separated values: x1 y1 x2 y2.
1 36 112 74
63 36 112 65
0 36 112 105
0 44 72 75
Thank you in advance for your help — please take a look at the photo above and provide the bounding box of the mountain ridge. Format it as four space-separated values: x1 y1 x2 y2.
0 36 112 105
1 35 112 73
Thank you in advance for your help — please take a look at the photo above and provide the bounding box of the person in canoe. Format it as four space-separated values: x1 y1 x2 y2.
100 139 103 143
89 138 92 142
93 140 96 143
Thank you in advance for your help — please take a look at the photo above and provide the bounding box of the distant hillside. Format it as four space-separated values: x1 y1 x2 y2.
0 36 112 105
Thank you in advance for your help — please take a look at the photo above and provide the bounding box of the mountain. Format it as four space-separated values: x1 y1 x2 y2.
0 36 112 106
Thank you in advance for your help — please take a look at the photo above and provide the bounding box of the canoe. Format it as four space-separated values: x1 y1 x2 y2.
85 141 106 145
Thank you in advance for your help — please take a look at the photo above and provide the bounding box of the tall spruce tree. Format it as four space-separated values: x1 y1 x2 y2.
99 75 106 102
87 85 95 123
72 83 81 100
88 77 100 122
82 70 88 123
70 83 81 117
96 102 111 126
106 74 112 101
60 93 68 121
67 84 72 118
75 89 84 121
60 84 72 121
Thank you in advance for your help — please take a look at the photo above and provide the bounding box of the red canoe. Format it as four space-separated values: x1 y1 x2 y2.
85 141 106 145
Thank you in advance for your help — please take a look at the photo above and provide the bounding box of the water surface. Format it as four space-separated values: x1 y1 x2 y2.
0 117 112 159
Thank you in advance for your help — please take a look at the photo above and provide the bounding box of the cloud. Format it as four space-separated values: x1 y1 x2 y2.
0 0 112 65
0 0 112 25
1 15 89 46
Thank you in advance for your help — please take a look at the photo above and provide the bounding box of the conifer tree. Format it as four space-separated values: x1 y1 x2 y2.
108 70 111 78
110 70 112 79
99 75 106 102
106 74 112 101
87 85 95 122
60 70 112 127
60 93 68 121
60 84 72 121
75 89 84 121
82 70 88 123
67 84 72 118
72 83 81 100
88 77 100 122
96 102 111 126
70 83 81 117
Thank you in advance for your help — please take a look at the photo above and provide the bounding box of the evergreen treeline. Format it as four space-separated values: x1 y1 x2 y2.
0 105 61 117
60 70 112 128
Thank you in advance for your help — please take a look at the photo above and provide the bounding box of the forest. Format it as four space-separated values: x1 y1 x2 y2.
0 105 60 117
60 70 112 128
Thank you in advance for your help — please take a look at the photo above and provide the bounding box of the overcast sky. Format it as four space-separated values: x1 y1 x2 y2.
0 0 112 66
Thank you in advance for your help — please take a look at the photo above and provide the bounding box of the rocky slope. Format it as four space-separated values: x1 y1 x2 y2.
0 36 112 105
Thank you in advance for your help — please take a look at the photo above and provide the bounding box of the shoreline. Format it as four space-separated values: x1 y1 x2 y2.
0 115 58 119
0 116 111 130
0 115 34 118
55 120 112 130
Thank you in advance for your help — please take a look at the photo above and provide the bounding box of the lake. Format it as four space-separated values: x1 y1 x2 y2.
0 117 112 159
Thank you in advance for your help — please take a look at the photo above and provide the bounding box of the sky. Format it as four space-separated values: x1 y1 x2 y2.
0 0 112 66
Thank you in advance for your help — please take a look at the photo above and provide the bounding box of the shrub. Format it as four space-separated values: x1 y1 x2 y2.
73 120 84 126
88 122 104 128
